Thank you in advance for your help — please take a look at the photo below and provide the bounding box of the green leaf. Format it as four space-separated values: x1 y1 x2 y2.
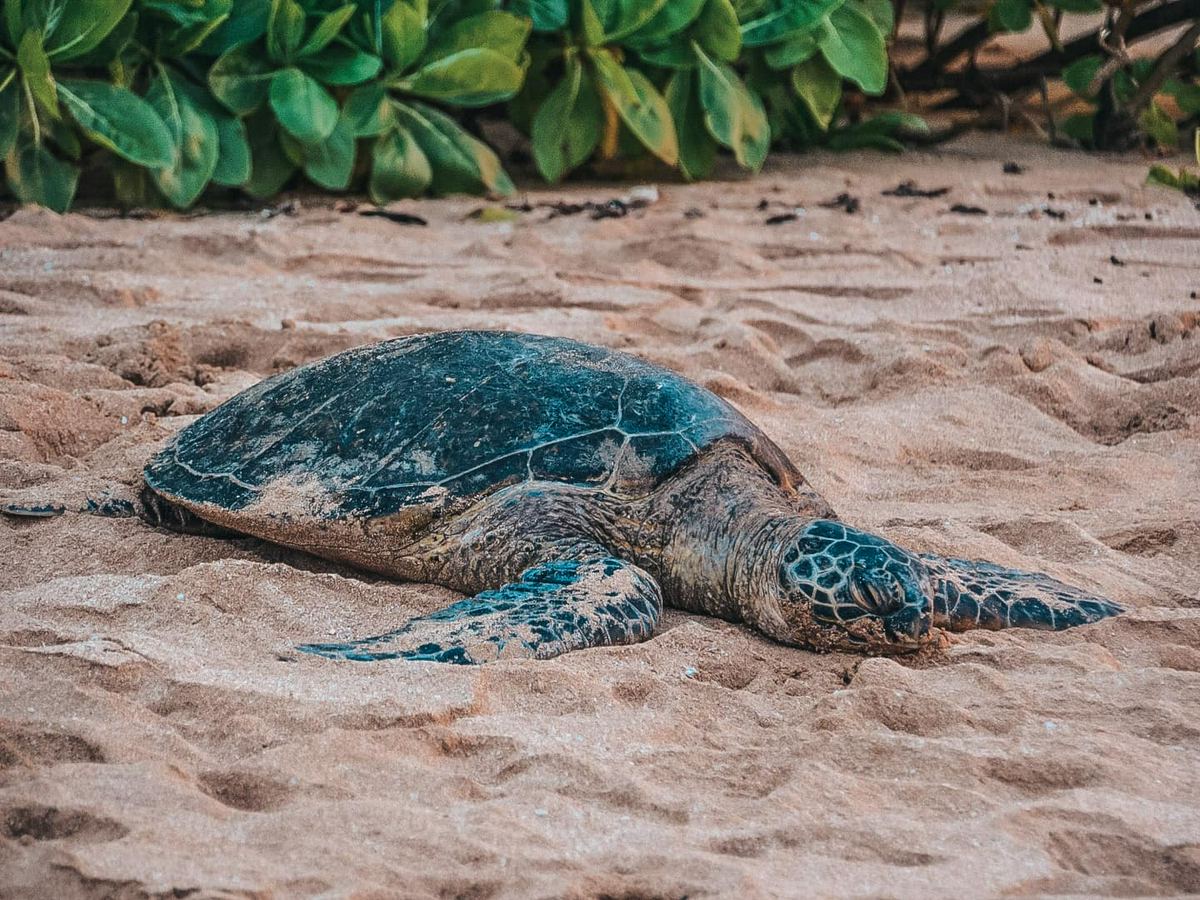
1060 112 1094 144
792 53 841 129
1146 164 1181 190
826 111 921 150
1043 0 1100 12
112 158 160 208
579 0 607 46
46 115 81 160
299 3 355 57
146 71 219 208
508 0 569 32
531 57 602 182
1062 55 1101 98
18 30 59 119
425 11 530 63
631 0 734 65
695 44 769 170
693 0 741 62
1140 102 1179 150
741 0 846 47
164 12 232 57
399 49 524 107
380 0 426 72
626 0 705 45
1164 79 1200 116
393 101 513 195
851 109 927 135
64 7 137 65
57 78 174 167
636 37 698 70
345 82 393 137
764 29 820 68
300 45 383 86
267 0 306 62
0 78 18 159
244 112 296 196
278 129 306 167
826 129 902 151
857 0 894 34
818 3 887 95
1127 57 1155 88
200 0 270 56
1112 68 1137 104
758 78 819 147
212 113 251 186
606 0 671 43
142 0 232 29
5 139 79 212
583 0 618 33
589 50 678 165
302 114 355 189
666 69 715 180
209 45 276 115
269 67 338 143
3 2 23 43
369 126 432 202
988 0 1032 33
1147 162 1199 193
46 0 133 62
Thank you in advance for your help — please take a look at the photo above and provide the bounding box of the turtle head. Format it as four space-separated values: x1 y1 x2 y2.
771 519 932 653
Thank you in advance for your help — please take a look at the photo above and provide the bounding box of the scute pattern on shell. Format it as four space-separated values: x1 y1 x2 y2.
144 331 785 521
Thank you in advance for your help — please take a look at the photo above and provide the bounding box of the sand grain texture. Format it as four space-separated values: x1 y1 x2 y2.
1 135 1198 898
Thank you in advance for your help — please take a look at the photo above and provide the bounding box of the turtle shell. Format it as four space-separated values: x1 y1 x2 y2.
145 331 799 535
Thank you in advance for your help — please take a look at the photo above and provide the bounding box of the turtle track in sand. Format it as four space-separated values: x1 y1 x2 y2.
0 134 1197 897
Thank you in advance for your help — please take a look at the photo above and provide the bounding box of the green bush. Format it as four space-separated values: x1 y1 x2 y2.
0 0 916 211
1148 126 1199 199
1 1 1196 212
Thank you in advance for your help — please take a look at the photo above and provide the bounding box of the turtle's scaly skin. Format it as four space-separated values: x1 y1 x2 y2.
8 331 1123 663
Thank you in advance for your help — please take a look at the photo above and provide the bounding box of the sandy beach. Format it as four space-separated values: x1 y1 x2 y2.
1 133 1198 898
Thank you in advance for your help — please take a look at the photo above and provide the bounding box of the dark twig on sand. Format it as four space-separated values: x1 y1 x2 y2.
764 211 799 225
883 181 951 198
360 209 428 226
820 193 862 213
504 195 656 220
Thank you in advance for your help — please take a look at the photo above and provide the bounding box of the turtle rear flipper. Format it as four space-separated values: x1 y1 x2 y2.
1 493 134 520
298 555 663 664
920 554 1123 632
2 502 69 518
136 485 241 537
2 485 239 538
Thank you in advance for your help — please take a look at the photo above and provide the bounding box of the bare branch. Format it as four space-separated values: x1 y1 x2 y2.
899 0 1200 97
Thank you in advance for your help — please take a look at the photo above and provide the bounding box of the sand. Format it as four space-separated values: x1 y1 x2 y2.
0 133 1198 898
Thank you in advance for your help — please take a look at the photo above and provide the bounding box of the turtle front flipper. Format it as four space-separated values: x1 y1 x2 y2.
298 556 663 664
919 554 1123 632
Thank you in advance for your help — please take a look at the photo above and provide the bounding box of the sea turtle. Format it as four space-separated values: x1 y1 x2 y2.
4 331 1122 663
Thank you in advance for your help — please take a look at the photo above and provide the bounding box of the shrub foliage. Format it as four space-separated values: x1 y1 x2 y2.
0 0 1196 211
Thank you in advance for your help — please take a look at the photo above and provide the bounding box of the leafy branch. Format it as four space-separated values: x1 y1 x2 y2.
895 0 1200 151
5 0 1194 212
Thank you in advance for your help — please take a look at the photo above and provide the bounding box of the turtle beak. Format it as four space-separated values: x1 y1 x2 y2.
882 604 930 645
